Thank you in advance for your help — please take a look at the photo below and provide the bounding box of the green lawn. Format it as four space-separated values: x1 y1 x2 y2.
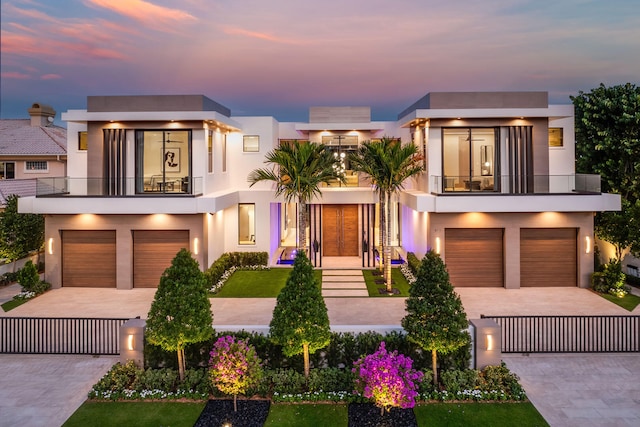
212 269 323 297
414 402 549 426
62 401 205 427
265 403 348 426
363 268 411 297
1 298 26 312
599 292 640 311
63 401 547 426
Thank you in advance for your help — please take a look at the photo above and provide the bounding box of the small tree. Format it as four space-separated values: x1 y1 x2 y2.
17 260 49 295
353 341 423 416
402 250 470 386
209 335 263 412
146 248 213 381
0 194 45 264
269 251 330 378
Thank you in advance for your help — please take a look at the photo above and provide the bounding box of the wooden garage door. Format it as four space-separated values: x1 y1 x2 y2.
521 228 577 287
444 228 504 287
133 230 189 288
62 230 116 288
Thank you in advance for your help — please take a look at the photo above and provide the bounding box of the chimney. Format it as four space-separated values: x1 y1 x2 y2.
28 103 56 127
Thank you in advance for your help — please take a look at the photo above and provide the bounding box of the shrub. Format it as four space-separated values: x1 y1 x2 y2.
209 335 263 411
406 252 421 275
353 342 423 414
17 260 49 294
307 367 354 393
204 251 269 291
480 363 526 400
441 369 480 393
592 259 628 297
141 367 179 391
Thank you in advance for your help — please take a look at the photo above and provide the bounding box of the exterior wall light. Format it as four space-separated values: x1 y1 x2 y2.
193 237 199 255
485 334 494 351
585 236 591 254
435 237 441 254
48 238 54 255
127 334 135 351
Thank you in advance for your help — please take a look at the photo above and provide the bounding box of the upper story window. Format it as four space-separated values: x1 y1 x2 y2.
243 135 260 152
78 131 88 150
549 128 563 147
0 162 15 179
135 130 191 194
442 128 498 192
222 134 227 172
26 161 48 171
238 203 255 245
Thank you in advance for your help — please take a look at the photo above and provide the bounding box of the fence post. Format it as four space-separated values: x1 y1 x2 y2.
470 318 501 369
119 318 146 368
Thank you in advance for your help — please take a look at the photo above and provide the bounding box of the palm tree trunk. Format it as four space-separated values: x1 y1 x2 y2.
384 192 393 292
303 342 310 378
378 193 385 275
298 200 307 252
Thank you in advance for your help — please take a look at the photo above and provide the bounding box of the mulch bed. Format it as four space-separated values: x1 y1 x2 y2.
193 399 270 427
377 287 400 295
348 403 418 427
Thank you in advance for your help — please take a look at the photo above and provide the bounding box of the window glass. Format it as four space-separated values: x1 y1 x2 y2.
238 203 255 245
78 131 88 150
26 161 48 171
0 162 15 179
135 130 191 193
243 135 260 152
208 131 213 173
442 128 496 192
222 134 227 172
549 128 563 147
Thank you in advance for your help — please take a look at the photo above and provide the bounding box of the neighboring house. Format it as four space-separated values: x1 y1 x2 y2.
0 103 67 208
18 93 620 290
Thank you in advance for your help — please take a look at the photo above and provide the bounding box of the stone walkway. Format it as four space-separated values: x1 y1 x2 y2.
321 269 368 297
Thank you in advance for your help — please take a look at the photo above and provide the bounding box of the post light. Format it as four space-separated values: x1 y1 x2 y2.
485 334 494 351
48 238 54 255
435 237 441 254
585 236 591 254
127 334 135 351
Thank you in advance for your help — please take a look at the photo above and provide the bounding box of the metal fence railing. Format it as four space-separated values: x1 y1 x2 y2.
481 315 640 353
0 317 129 355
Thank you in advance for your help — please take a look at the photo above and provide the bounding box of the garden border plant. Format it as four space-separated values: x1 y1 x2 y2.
205 251 269 293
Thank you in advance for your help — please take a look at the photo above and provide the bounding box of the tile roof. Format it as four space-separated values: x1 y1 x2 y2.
0 119 67 155
0 179 37 206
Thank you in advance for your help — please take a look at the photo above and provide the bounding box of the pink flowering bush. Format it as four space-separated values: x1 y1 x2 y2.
209 335 263 411
352 342 423 414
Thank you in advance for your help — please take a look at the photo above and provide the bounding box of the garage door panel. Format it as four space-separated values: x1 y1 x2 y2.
521 228 577 287
133 230 189 288
62 230 116 288
445 228 504 287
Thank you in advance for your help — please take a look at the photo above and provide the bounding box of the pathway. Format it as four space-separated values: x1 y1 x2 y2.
321 269 368 297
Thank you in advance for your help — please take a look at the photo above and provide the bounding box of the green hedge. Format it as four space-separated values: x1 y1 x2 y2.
203 252 269 289
406 252 421 275
144 330 470 373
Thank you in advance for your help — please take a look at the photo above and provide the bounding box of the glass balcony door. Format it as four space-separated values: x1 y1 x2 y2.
442 128 498 192
135 130 191 194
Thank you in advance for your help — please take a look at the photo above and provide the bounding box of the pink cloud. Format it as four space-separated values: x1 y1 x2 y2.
86 0 196 27
40 74 62 80
1 71 31 80
223 26 304 45
1 32 128 61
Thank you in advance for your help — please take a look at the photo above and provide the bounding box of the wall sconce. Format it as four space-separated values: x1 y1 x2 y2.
435 237 441 254
193 237 199 255
48 238 54 255
485 334 494 351
127 334 135 351
585 236 591 254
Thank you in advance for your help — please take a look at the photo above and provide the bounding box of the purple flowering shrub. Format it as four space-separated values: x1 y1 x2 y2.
352 342 423 413
209 335 263 411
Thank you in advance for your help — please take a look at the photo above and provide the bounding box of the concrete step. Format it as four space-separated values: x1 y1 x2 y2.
322 276 365 283
322 289 369 297
322 282 367 290
322 270 363 276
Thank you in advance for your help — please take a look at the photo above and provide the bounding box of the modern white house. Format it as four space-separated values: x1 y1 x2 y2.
18 92 620 290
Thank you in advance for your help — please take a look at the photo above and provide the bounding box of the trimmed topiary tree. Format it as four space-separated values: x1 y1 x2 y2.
269 251 331 378
402 250 470 386
146 248 213 381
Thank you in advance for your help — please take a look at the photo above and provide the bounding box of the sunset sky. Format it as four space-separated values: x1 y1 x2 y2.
1 0 639 123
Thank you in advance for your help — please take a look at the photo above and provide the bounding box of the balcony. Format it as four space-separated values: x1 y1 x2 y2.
35 177 203 197
431 174 601 195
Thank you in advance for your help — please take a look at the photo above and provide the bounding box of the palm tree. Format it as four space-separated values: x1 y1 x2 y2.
349 137 423 292
248 140 342 251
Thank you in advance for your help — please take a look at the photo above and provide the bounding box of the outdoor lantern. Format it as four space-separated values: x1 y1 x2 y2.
470 318 501 369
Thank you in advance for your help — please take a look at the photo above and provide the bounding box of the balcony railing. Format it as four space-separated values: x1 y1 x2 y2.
431 174 601 195
36 177 203 197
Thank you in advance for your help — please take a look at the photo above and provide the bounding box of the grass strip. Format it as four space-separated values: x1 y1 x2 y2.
62 401 205 427
212 269 322 298
414 402 549 426
1 298 27 312
265 403 348 426
363 268 410 297
599 292 640 311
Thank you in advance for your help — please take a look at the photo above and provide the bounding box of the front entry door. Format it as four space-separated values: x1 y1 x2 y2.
322 204 358 256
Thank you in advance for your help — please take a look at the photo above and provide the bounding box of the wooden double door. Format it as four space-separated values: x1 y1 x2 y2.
322 204 359 256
